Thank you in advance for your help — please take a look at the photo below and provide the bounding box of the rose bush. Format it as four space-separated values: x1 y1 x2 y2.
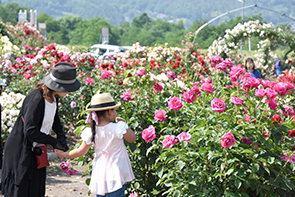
1 21 295 197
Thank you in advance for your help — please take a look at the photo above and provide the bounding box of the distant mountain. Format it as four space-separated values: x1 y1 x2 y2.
2 0 295 28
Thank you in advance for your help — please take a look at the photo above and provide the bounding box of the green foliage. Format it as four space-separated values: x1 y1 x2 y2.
0 2 30 25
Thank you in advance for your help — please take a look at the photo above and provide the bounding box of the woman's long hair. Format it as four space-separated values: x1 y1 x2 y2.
90 110 107 143
34 80 55 103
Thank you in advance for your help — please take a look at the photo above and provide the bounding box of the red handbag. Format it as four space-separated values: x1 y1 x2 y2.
35 145 50 169
21 116 50 169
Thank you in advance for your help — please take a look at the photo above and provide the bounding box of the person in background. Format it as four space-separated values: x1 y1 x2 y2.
1 62 81 197
275 57 282 77
245 58 261 79
55 93 136 197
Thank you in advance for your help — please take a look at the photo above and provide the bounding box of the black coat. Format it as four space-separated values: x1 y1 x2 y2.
1 89 68 195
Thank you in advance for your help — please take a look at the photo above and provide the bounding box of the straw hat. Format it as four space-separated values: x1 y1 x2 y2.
86 93 121 111
43 62 81 92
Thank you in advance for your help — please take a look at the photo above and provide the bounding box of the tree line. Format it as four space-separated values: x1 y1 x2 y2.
0 2 293 49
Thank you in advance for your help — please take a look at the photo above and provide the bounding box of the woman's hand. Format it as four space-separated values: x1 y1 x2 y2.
116 117 126 122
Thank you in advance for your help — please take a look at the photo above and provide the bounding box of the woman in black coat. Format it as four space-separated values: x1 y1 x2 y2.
1 62 81 197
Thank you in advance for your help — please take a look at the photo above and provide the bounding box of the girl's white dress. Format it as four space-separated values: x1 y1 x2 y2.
81 121 135 195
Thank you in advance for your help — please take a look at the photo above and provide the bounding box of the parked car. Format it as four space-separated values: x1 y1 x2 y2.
89 44 121 58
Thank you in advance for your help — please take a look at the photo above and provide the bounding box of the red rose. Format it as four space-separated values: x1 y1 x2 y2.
272 114 283 125
289 130 295 138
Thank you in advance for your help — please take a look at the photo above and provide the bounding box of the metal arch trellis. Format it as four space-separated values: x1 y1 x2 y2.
191 4 295 46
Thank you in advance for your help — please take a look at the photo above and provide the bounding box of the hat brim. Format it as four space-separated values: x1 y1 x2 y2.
86 103 121 111
43 73 81 92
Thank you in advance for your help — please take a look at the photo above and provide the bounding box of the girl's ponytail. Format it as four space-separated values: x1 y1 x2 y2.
90 119 96 143
88 110 107 143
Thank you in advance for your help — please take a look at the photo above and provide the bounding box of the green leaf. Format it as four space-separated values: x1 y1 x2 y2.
224 191 236 197
164 178 174 187
264 167 270 175
123 77 129 84
134 182 140 189
283 178 294 190
234 179 242 189
291 163 295 171
157 165 164 178
199 147 207 154
173 190 181 197
242 149 254 154
225 168 234 176
85 178 91 186
146 144 157 156
267 157 275 164
176 160 185 171
252 163 260 173
265 140 274 150
240 192 249 197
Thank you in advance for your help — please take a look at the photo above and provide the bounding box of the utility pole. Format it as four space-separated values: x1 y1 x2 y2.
238 0 245 58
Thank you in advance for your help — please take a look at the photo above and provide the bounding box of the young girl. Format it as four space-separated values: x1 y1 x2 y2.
55 93 136 197
245 58 261 79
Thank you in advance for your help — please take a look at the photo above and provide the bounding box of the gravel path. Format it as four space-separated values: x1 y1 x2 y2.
45 153 95 197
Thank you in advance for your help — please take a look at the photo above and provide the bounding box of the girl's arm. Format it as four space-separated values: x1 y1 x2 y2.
55 141 92 159
123 128 136 143
116 117 136 143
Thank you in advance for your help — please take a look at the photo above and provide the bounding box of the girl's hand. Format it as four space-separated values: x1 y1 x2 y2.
55 149 68 159
116 117 126 122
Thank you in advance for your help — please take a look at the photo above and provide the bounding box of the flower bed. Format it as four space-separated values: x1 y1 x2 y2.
1 21 295 196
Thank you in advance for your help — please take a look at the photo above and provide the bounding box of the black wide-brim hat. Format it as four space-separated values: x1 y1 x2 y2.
43 62 81 92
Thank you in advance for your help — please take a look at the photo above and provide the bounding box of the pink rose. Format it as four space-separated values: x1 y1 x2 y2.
210 55 223 66
244 115 256 123
152 83 163 93
142 125 156 143
120 90 135 101
135 68 146 76
281 105 295 117
265 89 277 99
216 62 227 72
261 80 271 88
266 98 278 110
162 135 178 148
182 92 196 103
243 107 248 114
281 152 295 163
154 110 167 121
168 97 183 111
203 77 212 83
240 137 253 145
101 70 113 79
167 71 176 80
244 76 260 89
67 169 78 175
60 161 70 172
255 89 266 98
230 66 245 82
85 77 94 85
211 98 226 113
129 193 138 197
230 96 245 106
224 58 233 70
273 82 286 93
221 131 235 148
177 132 191 142
285 82 294 90
201 82 216 93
